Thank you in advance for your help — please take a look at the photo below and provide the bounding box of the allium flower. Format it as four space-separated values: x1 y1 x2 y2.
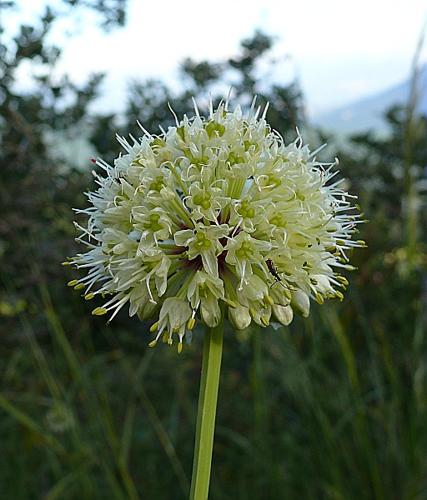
67 99 363 351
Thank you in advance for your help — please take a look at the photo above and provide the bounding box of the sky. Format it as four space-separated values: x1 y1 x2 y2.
9 0 427 117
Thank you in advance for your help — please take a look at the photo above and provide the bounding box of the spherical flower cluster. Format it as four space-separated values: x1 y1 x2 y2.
67 99 363 352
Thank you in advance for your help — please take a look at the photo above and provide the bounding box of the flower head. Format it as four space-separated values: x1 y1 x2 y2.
67 99 363 351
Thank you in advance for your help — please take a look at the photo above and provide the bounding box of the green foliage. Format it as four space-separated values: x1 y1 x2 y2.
62 0 127 28
0 2 426 499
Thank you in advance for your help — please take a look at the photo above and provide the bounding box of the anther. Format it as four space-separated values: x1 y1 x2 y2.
92 307 108 316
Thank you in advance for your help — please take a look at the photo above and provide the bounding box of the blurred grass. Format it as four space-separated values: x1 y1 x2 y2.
1 266 426 499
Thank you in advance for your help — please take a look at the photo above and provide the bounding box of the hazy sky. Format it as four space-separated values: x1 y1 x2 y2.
10 0 427 116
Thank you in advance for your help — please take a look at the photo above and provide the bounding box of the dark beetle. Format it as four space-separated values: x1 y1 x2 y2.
266 259 282 285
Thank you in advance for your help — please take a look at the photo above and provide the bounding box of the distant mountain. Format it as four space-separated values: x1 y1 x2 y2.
312 64 427 134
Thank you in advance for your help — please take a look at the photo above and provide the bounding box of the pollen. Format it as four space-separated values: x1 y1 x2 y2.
92 307 108 316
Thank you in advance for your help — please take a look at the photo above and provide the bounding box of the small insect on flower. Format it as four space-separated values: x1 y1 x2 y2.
66 97 364 351
266 259 284 287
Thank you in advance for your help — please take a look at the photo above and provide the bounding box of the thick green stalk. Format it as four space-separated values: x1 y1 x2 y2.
189 320 224 500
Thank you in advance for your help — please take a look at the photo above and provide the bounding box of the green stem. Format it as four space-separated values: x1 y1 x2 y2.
189 320 224 500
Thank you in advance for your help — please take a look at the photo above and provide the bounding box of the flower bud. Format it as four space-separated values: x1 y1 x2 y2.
272 304 294 326
229 305 251 330
291 290 310 318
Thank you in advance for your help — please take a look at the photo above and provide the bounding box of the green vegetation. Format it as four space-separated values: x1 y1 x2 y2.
0 1 426 498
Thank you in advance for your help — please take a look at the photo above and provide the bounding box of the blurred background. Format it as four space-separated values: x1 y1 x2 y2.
1 0 427 498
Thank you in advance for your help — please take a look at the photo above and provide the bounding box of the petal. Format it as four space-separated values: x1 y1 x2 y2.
174 229 194 247
291 290 310 317
229 305 251 330
201 296 221 327
201 250 219 277
272 304 294 326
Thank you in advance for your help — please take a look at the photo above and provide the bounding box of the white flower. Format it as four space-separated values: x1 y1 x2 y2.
67 98 364 351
